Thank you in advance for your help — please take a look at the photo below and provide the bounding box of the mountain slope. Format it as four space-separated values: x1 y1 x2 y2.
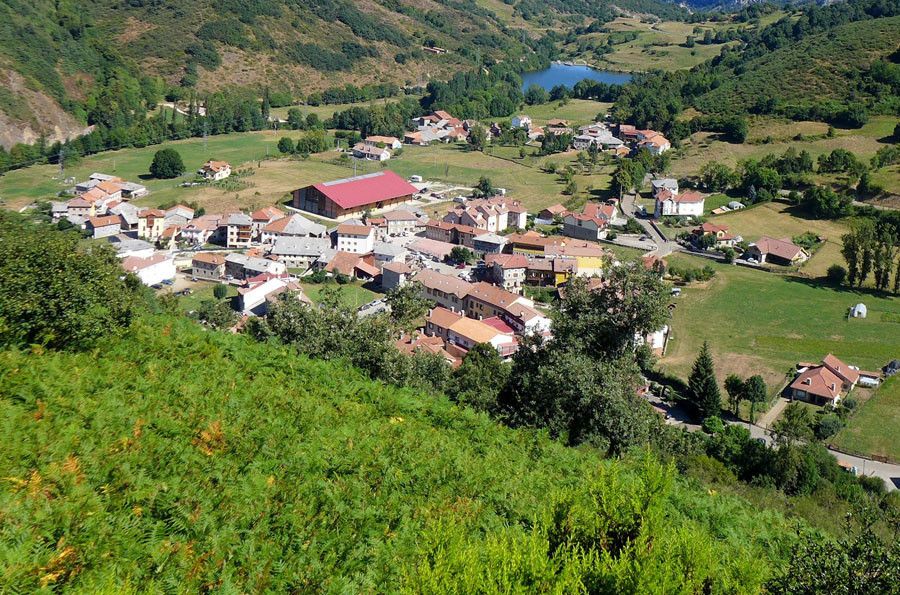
694 16 900 115
0 0 691 147
0 315 797 591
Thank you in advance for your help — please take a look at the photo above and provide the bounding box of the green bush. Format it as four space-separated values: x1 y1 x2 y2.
149 148 185 179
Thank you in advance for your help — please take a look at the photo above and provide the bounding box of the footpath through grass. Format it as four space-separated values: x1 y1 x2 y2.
831 376 900 462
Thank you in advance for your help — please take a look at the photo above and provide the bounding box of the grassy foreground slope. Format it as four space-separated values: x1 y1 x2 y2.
0 317 795 592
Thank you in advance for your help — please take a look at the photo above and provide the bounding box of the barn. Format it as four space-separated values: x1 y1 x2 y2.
292 171 418 220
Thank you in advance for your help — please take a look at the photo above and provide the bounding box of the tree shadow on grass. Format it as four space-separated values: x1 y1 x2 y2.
783 274 896 300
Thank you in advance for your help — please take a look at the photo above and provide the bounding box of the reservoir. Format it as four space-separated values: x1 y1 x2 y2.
521 63 632 91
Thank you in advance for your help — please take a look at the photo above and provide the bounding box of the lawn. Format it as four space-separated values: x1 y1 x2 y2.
659 254 900 394
831 375 900 462
174 281 238 313
0 129 324 210
269 95 422 122
708 201 851 275
300 280 380 309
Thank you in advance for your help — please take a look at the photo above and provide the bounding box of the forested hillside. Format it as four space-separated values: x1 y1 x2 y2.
0 0 686 148
694 16 900 117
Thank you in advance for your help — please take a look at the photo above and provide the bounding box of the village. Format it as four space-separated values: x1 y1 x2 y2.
34 103 898 490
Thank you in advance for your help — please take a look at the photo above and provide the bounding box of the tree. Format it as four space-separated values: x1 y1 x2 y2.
197 299 238 329
0 213 143 349
553 267 670 360
468 124 488 152
473 176 494 198
277 136 295 154
724 374 745 414
688 342 721 421
450 246 476 265
213 283 229 299
700 161 736 192
386 281 429 331
149 147 185 179
767 516 900 594
802 186 852 219
744 375 767 423
449 343 509 412
524 84 549 106
772 402 813 446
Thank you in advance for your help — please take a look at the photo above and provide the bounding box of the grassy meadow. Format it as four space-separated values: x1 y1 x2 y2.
300 281 380 308
670 115 899 195
659 253 900 393
831 375 900 462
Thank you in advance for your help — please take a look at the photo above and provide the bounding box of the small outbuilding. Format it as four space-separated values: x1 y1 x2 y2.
850 303 867 319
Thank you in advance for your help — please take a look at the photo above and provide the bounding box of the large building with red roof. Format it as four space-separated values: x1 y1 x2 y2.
292 171 418 220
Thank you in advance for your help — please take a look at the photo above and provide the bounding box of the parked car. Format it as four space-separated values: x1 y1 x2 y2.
455 263 466 269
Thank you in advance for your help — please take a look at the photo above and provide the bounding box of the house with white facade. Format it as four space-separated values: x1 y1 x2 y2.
654 190 705 218
200 160 232 181
335 223 376 254
511 115 532 129
121 253 176 286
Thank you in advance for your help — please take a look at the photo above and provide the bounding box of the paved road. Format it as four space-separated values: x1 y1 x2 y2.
619 193 680 257
645 394 900 491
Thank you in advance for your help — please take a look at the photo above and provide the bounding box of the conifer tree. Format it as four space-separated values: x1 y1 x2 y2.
688 341 721 420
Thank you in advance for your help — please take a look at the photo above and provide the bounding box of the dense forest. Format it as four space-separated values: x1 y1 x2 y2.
2 212 900 592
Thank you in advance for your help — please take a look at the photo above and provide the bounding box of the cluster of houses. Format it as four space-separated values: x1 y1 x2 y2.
404 110 471 145
396 268 552 366
52 173 148 229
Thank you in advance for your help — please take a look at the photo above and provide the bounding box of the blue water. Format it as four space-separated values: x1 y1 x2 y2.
521 63 632 91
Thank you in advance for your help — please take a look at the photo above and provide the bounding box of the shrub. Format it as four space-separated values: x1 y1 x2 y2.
213 283 229 300
815 414 843 440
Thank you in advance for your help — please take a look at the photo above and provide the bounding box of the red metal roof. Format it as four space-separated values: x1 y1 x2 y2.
313 171 417 210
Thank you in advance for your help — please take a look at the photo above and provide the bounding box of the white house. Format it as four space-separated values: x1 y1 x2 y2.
352 142 391 161
335 223 376 254
237 276 306 316
654 190 704 218
511 115 532 129
200 160 232 181
364 135 403 150
121 253 176 286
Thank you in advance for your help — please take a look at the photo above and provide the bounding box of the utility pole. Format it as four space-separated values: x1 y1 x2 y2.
203 120 208 154
58 146 64 179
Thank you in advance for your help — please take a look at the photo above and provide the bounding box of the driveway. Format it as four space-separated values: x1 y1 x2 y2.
619 192 680 257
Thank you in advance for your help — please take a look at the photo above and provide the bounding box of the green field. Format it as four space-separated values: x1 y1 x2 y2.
559 16 780 73
670 115 900 195
269 96 421 122
660 254 900 393
518 99 613 126
831 376 900 462
0 129 321 210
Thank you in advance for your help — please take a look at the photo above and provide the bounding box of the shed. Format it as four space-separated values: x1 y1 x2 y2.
850 303 867 319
